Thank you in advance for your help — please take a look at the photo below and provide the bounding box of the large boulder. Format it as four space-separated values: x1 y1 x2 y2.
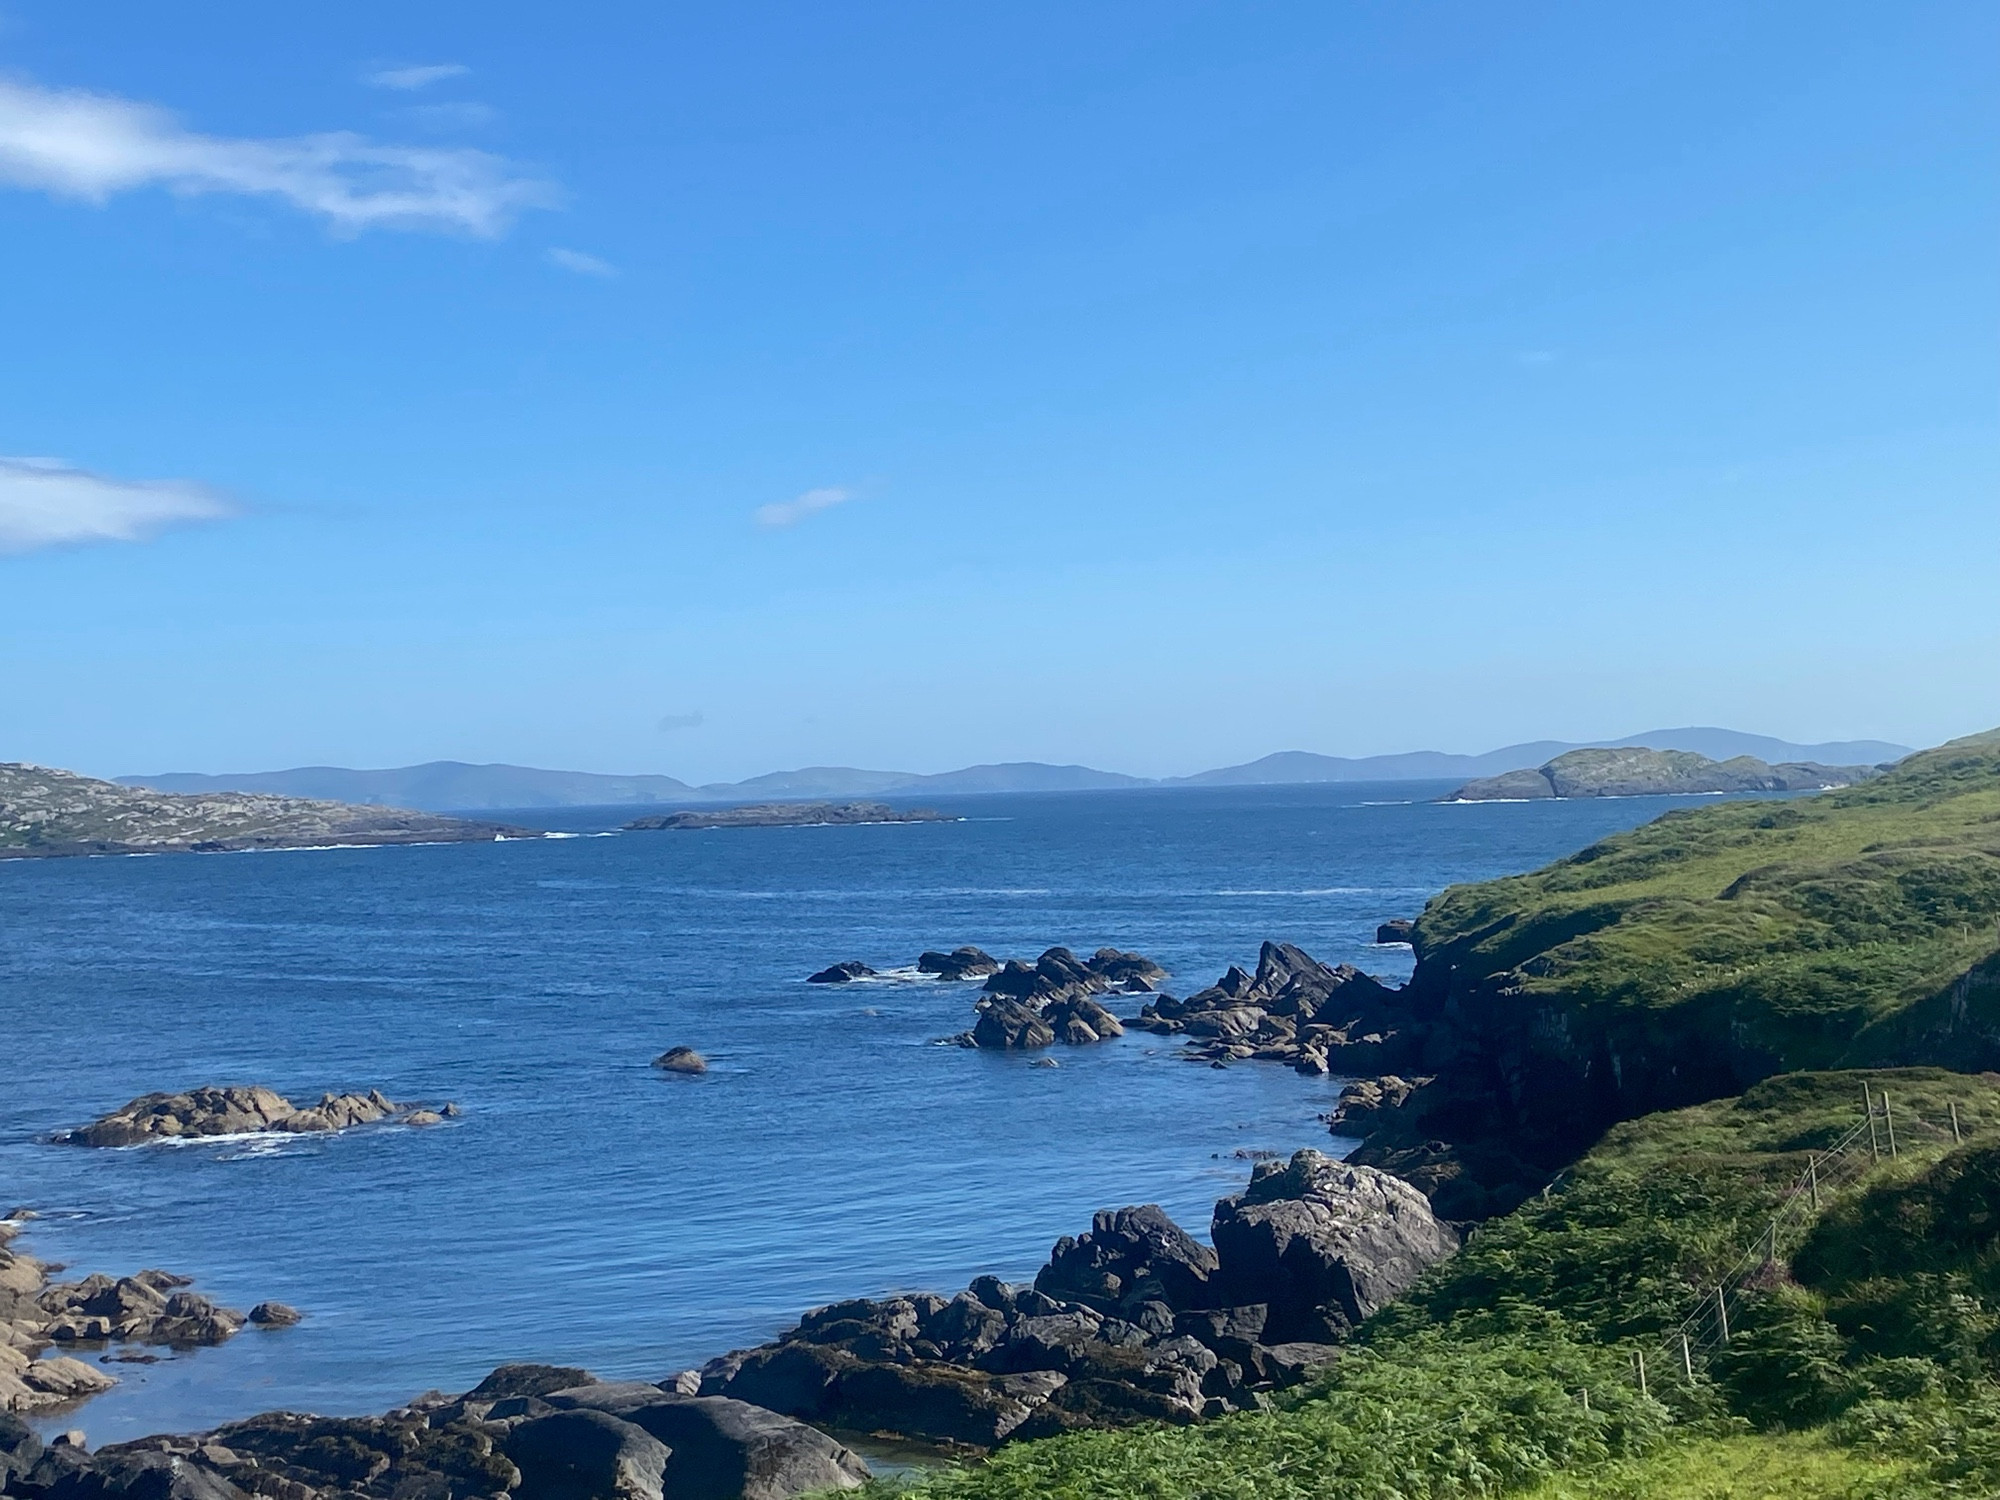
546 1387 868 1500
1211 1150 1459 1341
1035 1205 1217 1313
503 1409 670 1500
805 962 874 985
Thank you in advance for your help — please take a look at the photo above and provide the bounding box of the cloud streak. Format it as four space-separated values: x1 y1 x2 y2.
755 486 855 530
0 458 234 555
547 247 616 277
366 63 471 91
0 76 553 235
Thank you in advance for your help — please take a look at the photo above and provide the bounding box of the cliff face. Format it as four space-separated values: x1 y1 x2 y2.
1359 731 2000 1216
1448 745 1883 801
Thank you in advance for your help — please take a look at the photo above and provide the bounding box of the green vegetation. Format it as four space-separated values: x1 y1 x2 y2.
1416 730 2000 1073
865 1069 2000 1498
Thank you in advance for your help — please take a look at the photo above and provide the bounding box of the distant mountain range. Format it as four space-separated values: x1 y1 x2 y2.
117 728 1912 812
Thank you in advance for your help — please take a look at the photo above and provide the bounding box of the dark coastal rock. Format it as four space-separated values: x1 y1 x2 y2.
41 1450 251 1500
246 1303 301 1328
969 999 1055 1050
61 1087 421 1147
697 1147 1459 1449
34 1272 244 1349
1158 942 1412 1072
1035 1206 1216 1314
804 962 875 985
470 1365 600 1401
653 1048 708 1075
957 945 1168 1048
504 1409 670 1500
1210 1150 1459 1341
916 947 999 981
541 1389 867 1500
1374 919 1415 946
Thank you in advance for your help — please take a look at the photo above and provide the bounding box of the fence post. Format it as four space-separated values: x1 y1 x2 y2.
1765 1219 1778 1265
1716 1286 1730 1345
1581 1387 1590 1413
1635 1349 1648 1398
1865 1084 1880 1161
1884 1091 1897 1158
1809 1153 1820 1211
1682 1333 1694 1380
1950 1100 1963 1145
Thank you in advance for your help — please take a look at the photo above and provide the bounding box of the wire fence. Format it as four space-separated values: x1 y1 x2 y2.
1624 1082 1974 1396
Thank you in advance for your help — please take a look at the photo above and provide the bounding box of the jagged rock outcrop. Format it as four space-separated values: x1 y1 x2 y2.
954 947 1163 1049
61 1087 448 1147
692 1153 1457 1447
1130 942 1409 1074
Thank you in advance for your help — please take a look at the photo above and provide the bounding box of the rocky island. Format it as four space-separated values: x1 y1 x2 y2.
60 1086 455 1146
0 764 534 859
624 802 957 831
1446 744 1883 801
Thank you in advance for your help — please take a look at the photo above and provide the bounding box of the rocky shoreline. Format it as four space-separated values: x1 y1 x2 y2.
0 1143 1456 1499
1 1215 290 1419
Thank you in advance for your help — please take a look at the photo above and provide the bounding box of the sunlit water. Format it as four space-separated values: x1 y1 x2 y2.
2 782 1714 1441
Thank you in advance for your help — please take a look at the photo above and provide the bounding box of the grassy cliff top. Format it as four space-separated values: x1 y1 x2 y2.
0 761 524 855
1414 730 2000 1066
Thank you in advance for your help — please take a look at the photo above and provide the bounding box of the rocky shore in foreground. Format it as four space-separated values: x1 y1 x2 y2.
0 1144 1456 1499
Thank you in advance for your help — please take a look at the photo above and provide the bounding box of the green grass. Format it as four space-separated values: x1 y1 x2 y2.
861 1070 2000 1499
1412 730 2000 1072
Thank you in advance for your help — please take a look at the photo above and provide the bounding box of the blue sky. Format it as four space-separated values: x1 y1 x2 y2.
0 2 1993 782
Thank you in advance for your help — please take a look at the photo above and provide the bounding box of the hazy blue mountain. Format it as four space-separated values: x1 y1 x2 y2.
1177 728 1911 787
121 729 1913 811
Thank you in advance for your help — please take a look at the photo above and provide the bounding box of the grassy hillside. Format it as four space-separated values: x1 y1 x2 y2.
1413 729 2000 1074
866 1068 2000 1499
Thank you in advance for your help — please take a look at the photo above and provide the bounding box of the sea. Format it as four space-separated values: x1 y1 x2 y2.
1 781 1728 1443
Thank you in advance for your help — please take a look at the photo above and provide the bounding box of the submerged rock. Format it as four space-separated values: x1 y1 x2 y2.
653 1048 708 1075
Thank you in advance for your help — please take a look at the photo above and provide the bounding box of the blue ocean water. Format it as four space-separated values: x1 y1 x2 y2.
2 782 1711 1442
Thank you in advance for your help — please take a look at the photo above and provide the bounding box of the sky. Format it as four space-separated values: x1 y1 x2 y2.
0 2 1994 783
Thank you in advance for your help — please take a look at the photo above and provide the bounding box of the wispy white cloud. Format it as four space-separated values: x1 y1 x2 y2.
547 247 616 277
366 63 470 91
0 457 234 556
0 76 553 235
657 711 704 732
755 486 855 530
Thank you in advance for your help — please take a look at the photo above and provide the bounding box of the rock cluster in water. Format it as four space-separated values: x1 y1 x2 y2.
0 1361 869 1500
691 1150 1456 1448
1 1215 283 1416
956 947 1165 1049
1131 942 1411 1074
60 1087 456 1147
